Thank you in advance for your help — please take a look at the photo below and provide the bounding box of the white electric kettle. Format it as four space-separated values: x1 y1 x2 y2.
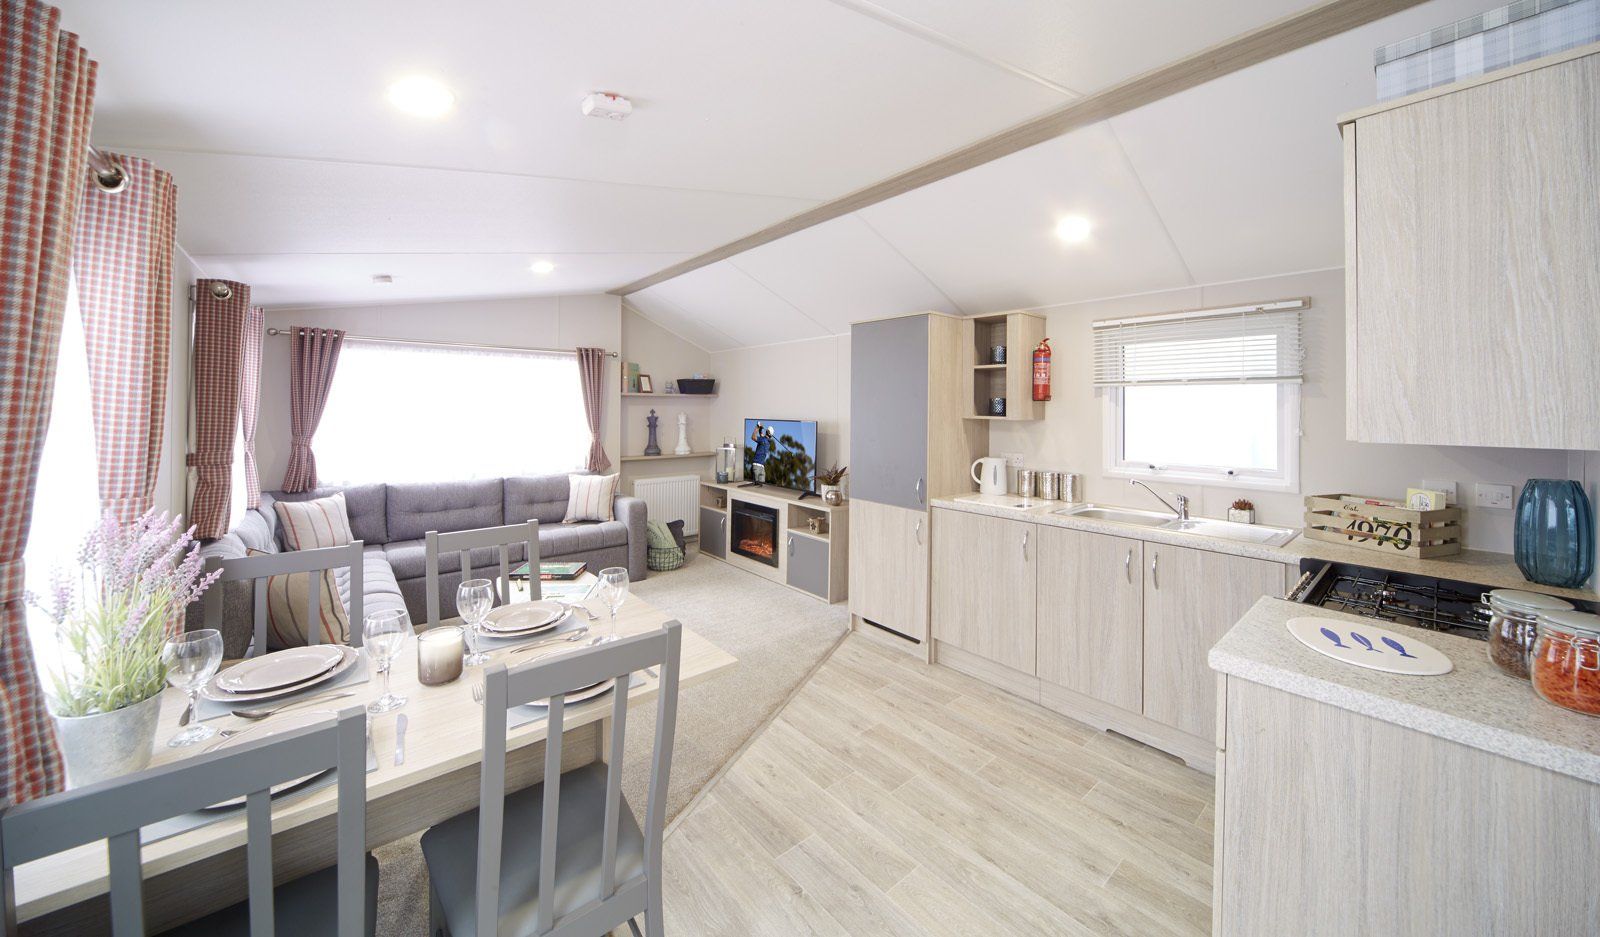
971 457 1007 495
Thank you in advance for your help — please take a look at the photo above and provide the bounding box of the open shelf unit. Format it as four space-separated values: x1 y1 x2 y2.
696 481 848 603
963 311 1047 421
618 451 717 463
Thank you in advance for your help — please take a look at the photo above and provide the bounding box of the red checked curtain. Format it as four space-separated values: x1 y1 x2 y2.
188 279 249 539
238 306 264 506
71 152 176 523
280 327 344 492
0 0 96 806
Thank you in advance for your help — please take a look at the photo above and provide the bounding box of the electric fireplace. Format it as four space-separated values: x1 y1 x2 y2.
731 500 780 567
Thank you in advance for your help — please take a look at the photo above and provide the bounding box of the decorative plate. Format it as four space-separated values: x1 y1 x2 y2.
1286 617 1453 676
216 645 345 693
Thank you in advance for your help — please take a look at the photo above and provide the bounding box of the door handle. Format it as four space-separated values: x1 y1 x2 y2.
1125 549 1132 584
1151 552 1159 589
914 518 922 545
915 477 925 504
1021 529 1029 559
788 536 794 557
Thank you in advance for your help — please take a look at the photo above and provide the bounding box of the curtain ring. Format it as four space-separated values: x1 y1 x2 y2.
92 164 127 193
208 281 233 300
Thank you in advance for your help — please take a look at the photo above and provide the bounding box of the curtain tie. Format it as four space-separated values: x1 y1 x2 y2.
290 436 313 446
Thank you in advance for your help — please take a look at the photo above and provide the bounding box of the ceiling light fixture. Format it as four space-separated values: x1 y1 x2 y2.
387 75 455 118
530 260 556 275
1054 215 1093 245
372 274 394 284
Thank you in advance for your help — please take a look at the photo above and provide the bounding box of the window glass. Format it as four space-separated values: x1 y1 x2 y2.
1121 383 1282 473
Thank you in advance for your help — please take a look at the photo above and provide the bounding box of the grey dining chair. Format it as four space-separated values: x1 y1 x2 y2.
418 621 683 937
0 706 374 937
424 520 541 626
203 541 366 655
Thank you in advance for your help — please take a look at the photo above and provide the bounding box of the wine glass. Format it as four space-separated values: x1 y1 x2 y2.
364 609 412 714
596 567 630 643
457 579 496 667
163 629 224 747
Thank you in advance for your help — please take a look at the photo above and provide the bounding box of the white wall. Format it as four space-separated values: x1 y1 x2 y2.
617 304 715 471
708 334 852 481
154 245 201 519
256 294 621 489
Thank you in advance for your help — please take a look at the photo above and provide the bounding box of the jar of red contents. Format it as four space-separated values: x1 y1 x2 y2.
1531 611 1600 717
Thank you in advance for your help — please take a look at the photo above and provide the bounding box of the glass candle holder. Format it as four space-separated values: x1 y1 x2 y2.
417 626 465 686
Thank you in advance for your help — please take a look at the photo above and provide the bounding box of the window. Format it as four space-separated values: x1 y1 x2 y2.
1096 299 1304 491
316 340 591 484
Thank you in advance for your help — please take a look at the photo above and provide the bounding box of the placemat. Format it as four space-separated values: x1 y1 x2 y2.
506 672 645 730
475 605 592 651
197 651 371 722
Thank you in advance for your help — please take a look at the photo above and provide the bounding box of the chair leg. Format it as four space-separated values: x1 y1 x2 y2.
644 874 664 937
627 918 645 937
429 881 448 937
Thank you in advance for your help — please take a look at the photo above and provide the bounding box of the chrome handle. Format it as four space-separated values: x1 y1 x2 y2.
1125 549 1132 584
1151 552 1159 589
788 536 794 557
915 477 925 504
1021 529 1029 558
914 518 922 545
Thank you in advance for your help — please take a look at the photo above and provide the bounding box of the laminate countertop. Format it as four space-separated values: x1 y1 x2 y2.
1210 597 1600 784
930 494 1598 602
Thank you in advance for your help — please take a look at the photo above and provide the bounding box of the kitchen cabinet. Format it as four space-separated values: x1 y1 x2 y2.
785 533 829 599
698 506 727 559
848 499 928 642
1036 527 1143 711
1142 544 1285 741
850 314 930 510
1341 45 1600 449
931 508 1035 674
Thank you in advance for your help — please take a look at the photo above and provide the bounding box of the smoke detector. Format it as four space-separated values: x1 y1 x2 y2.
581 92 632 121
371 274 394 284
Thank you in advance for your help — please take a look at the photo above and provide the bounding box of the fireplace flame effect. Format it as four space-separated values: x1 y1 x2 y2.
737 537 775 559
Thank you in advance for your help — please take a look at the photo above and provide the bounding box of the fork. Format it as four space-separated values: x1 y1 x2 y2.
557 599 599 622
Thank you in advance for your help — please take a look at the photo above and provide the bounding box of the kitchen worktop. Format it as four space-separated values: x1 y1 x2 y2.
931 493 1598 602
1210 597 1600 784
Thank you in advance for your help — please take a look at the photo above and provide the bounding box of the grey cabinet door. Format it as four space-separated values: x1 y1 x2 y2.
850 315 928 510
699 507 727 559
785 533 829 598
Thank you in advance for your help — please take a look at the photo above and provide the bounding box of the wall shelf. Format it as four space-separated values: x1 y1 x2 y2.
962 312 1047 421
618 451 717 462
621 392 717 399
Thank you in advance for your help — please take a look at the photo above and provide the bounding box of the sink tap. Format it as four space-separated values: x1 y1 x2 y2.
1130 480 1188 519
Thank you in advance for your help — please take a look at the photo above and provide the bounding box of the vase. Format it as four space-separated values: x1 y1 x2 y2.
820 484 843 506
1514 479 1595 589
52 693 163 788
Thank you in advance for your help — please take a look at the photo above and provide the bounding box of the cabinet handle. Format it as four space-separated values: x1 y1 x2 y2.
1125 549 1132 584
1021 529 1029 559
788 536 794 557
1151 552 1159 589
915 477 925 504
914 518 922 545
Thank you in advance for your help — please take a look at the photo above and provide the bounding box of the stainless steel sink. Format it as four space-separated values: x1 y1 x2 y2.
953 495 1046 511
1051 504 1174 527
1052 503 1298 546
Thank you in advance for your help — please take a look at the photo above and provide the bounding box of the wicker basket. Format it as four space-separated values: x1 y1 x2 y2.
648 545 685 571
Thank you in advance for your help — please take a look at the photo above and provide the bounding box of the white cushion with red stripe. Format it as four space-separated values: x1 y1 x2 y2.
246 548 352 649
274 491 355 550
561 473 619 523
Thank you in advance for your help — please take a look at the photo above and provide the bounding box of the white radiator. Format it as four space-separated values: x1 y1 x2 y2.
632 474 701 536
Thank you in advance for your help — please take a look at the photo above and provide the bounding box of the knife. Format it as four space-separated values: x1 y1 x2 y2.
394 713 408 767
366 724 378 772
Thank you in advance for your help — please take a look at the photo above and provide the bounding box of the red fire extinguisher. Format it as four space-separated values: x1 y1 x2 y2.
1032 338 1052 401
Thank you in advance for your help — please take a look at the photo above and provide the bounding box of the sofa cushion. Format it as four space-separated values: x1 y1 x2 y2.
335 546 409 626
249 549 351 649
387 479 504 542
382 539 528 582
540 520 629 558
562 473 618 523
274 492 354 550
265 483 389 546
504 475 571 527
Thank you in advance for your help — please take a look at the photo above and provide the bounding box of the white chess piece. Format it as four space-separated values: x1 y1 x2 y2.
674 412 692 455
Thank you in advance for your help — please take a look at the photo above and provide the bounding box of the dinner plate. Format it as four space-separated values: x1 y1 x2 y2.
201 645 357 704
529 678 615 707
200 710 337 809
482 601 567 635
217 645 345 693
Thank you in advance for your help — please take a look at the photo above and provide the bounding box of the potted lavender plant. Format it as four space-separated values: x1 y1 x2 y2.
29 511 220 786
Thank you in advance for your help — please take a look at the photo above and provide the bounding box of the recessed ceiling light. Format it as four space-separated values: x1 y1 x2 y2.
530 260 556 275
1054 215 1093 244
387 75 455 118
371 274 393 284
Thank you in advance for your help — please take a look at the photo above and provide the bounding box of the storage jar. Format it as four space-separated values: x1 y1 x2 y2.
1480 589 1573 680
1531 611 1600 716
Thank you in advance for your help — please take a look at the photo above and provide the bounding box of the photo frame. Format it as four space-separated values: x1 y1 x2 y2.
638 374 654 393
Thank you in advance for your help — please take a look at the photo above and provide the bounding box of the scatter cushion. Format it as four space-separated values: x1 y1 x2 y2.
666 518 687 551
249 549 351 649
562 474 618 523
273 492 354 551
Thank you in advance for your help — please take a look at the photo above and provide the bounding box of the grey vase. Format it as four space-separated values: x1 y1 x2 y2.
53 693 162 788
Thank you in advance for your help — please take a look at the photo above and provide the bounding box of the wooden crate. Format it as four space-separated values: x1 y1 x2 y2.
1302 493 1462 558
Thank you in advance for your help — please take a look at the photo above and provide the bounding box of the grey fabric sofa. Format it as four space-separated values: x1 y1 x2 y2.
189 475 646 657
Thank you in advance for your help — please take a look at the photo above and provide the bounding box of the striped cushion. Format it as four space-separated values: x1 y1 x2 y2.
274 492 354 550
562 473 618 523
248 549 351 649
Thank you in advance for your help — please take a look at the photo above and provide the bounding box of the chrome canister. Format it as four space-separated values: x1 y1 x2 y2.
1061 472 1084 503
1016 469 1037 498
1038 471 1061 500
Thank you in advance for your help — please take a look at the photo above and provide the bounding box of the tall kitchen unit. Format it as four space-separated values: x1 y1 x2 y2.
848 312 986 655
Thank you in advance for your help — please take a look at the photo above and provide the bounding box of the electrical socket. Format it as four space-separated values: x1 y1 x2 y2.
1475 483 1515 510
1003 452 1025 468
1421 479 1457 505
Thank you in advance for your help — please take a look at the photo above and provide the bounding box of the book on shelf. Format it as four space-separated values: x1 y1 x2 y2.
510 561 587 581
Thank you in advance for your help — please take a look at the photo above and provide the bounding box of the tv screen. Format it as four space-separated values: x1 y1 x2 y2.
743 418 818 492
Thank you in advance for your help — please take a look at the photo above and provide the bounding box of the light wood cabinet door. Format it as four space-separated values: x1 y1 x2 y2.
1142 544 1283 739
1036 527 1143 711
930 509 1036 674
848 499 928 641
1345 48 1600 449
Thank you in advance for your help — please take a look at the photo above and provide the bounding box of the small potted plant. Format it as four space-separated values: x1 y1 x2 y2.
29 510 220 787
817 465 848 505
1228 498 1256 525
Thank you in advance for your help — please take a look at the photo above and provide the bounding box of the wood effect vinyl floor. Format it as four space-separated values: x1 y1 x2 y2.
651 633 1215 937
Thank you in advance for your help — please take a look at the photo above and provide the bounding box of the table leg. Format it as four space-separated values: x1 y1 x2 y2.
597 714 613 763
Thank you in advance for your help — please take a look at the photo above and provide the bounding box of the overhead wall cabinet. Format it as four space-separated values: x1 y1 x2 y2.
962 311 1047 421
1341 43 1600 449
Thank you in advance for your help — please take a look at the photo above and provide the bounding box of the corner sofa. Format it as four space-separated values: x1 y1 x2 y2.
190 475 646 657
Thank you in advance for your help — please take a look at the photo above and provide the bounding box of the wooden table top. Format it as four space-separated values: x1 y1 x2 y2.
13 581 736 925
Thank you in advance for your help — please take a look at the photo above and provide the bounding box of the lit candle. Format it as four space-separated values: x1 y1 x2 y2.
417 626 465 686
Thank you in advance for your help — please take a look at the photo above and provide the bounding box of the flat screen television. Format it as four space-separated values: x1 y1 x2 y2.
742 418 819 494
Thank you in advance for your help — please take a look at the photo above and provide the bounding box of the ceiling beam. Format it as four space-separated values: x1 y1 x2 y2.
612 0 1427 296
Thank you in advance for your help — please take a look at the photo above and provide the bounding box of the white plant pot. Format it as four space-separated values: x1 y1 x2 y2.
52 693 163 788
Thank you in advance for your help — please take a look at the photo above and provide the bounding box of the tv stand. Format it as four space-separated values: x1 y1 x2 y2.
697 481 848 604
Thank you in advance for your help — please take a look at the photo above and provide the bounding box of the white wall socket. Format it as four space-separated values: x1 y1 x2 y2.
1003 452 1025 468
1475 483 1516 510
1420 479 1458 505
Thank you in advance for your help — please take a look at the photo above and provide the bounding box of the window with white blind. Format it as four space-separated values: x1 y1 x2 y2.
1097 299 1306 491
316 339 591 484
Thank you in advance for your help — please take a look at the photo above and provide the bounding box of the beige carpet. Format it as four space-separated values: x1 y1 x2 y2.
372 552 849 933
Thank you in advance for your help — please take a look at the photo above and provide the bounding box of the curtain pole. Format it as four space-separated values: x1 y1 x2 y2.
264 328 618 358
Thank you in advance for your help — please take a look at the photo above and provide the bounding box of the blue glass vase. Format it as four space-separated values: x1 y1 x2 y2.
1513 479 1595 589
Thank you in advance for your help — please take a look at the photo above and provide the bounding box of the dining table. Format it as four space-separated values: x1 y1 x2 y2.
11 575 737 935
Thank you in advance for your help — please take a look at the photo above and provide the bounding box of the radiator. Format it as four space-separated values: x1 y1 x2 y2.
632 474 701 536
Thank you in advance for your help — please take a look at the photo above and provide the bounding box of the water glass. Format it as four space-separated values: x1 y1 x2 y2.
597 567 630 643
458 579 496 666
364 609 412 714
163 629 224 747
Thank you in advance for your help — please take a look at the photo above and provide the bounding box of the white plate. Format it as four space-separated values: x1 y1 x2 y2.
529 678 615 707
200 710 337 808
202 646 356 703
482 601 566 634
1286 617 1453 676
217 645 345 693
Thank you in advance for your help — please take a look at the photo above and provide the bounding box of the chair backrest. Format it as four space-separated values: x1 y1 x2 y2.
475 622 682 937
0 706 367 937
424 520 541 626
203 541 366 655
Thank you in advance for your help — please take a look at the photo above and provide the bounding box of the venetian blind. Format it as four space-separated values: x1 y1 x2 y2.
1091 298 1307 387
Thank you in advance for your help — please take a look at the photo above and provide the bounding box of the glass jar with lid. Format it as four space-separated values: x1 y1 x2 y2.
1480 589 1574 679
1531 610 1600 716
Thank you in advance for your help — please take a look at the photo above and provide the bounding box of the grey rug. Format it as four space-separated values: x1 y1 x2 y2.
372 552 848 933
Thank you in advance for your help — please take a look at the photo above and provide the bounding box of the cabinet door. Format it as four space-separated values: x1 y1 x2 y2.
785 533 829 598
1143 544 1283 739
1036 527 1142 711
930 509 1036 674
850 315 929 510
699 507 727 559
848 499 928 641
